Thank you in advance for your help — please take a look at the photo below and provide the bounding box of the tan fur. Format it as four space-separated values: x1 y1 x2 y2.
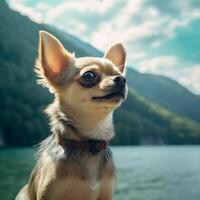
15 31 127 200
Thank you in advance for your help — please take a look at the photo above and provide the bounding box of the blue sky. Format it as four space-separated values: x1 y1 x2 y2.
7 0 200 94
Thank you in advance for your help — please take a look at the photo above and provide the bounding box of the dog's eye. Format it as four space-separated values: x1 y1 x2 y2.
82 71 98 82
81 71 99 87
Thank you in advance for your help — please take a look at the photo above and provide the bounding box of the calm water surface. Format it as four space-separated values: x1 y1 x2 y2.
114 146 200 200
0 146 200 200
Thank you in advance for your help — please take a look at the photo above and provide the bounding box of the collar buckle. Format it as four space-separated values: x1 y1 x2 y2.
91 140 98 155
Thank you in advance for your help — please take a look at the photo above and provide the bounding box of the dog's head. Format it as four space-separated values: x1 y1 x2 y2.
36 31 127 118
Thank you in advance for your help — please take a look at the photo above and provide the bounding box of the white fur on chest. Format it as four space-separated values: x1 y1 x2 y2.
84 112 114 141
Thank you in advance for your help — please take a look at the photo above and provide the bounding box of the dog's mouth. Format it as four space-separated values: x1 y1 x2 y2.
92 91 124 100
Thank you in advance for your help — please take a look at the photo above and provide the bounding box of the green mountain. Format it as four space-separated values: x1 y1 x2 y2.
127 69 200 122
0 0 200 146
114 89 200 145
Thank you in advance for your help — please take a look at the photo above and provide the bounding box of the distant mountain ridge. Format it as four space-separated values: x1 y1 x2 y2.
126 69 200 122
1 0 200 146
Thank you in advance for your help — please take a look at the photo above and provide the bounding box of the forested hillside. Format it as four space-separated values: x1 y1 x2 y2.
114 89 200 145
1 0 200 146
127 69 200 122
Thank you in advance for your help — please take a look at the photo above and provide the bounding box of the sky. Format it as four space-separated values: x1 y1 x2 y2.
7 0 200 94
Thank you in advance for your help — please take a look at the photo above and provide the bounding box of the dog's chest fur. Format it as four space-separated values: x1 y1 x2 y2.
28 136 116 200
46 170 115 200
48 178 100 200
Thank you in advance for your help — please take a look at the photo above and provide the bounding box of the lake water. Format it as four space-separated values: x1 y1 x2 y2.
0 146 200 200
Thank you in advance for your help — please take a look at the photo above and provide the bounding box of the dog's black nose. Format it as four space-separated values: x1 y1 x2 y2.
114 75 126 88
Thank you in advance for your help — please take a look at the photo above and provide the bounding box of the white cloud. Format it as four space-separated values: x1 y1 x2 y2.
8 0 51 23
137 55 200 94
130 52 147 61
164 66 200 94
47 0 116 21
56 19 87 35
113 0 144 29
138 55 178 73
163 10 200 39
91 13 167 48
8 0 199 50
34 2 51 11
9 0 25 4
91 22 123 50
7 0 200 94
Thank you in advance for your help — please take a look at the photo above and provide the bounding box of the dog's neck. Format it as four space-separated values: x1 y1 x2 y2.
46 100 115 142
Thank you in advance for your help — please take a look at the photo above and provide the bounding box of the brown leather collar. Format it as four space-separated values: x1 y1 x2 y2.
58 135 108 155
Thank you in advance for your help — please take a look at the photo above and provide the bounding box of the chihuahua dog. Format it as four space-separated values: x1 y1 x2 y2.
16 31 127 200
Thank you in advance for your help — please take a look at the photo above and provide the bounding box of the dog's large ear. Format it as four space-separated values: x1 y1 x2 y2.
37 31 74 85
104 43 126 73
